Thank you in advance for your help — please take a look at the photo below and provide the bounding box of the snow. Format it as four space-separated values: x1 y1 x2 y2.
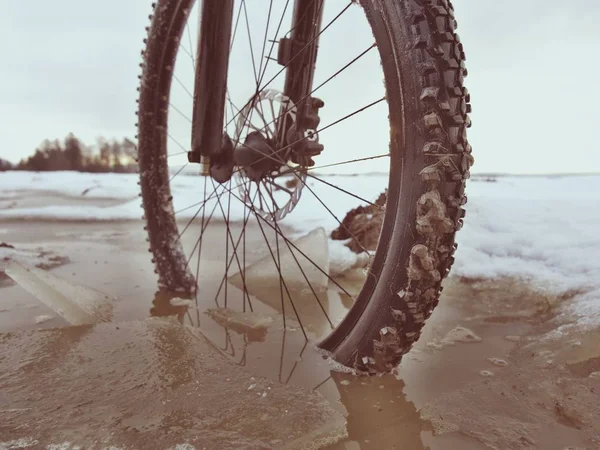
452 175 600 327
1 171 600 325
0 171 140 200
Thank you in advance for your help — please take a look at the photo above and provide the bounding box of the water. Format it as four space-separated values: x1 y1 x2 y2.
1 221 597 449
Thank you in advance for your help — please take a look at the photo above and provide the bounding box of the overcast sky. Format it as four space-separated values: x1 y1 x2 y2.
1 0 599 174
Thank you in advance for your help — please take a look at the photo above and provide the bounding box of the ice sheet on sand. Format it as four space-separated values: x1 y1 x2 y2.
206 307 274 331
229 226 330 301
4 262 113 325
0 245 69 278
228 227 333 331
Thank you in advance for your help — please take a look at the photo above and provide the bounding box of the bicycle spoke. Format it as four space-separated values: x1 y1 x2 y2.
256 0 292 90
285 341 308 384
257 0 275 79
169 102 193 124
306 172 380 208
242 178 250 311
212 184 258 311
223 1 352 131
259 187 334 329
168 133 190 154
261 179 281 210
229 96 387 180
278 153 391 174
263 178 293 195
250 195 305 338
246 42 377 142
242 0 259 86
185 22 195 70
258 183 286 326
174 178 246 216
210 177 251 309
183 181 238 273
219 181 355 300
173 73 194 99
169 163 189 183
288 170 372 255
167 150 188 159
230 0 244 52
255 101 274 140
278 329 287 383
224 179 233 306
236 336 248 366
184 195 222 269
261 0 346 95
193 175 209 326
312 375 331 391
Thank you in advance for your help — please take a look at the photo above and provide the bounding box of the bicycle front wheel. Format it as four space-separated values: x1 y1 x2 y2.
137 0 473 374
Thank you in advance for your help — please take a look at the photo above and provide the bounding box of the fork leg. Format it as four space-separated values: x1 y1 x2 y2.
282 0 325 104
189 0 235 175
277 0 325 159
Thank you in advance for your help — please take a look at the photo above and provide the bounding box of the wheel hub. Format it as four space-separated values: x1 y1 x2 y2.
233 89 307 222
233 131 279 182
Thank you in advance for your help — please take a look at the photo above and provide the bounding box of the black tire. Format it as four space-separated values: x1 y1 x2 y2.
137 0 473 374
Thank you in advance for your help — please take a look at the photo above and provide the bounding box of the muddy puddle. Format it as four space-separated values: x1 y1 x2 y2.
1 222 599 449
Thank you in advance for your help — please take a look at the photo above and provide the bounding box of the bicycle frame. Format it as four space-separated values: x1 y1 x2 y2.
189 0 325 173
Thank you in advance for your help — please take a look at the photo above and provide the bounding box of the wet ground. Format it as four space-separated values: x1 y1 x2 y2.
1 221 599 449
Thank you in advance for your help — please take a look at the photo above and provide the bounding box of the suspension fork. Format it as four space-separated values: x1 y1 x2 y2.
277 0 325 153
188 0 324 173
189 0 234 174
281 0 324 106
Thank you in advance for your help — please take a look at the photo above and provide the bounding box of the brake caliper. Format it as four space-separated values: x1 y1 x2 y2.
287 97 324 166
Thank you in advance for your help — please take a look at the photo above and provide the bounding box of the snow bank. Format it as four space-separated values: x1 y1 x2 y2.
0 171 140 200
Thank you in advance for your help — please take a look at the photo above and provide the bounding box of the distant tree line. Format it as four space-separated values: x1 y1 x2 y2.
1 134 138 173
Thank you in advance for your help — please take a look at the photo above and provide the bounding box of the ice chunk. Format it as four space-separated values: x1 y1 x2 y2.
205 307 273 341
5 262 113 325
228 227 330 324
328 239 372 276
442 326 482 344
206 307 273 330
488 358 508 367
0 245 68 283
427 326 482 350
170 297 194 307
230 227 329 289
34 314 54 324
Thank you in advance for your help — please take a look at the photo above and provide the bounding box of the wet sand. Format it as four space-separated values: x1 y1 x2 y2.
1 221 599 449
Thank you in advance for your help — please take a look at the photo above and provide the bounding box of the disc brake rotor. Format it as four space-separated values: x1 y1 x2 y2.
234 89 307 222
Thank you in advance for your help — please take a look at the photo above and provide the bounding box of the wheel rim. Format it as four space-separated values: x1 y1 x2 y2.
142 0 394 350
